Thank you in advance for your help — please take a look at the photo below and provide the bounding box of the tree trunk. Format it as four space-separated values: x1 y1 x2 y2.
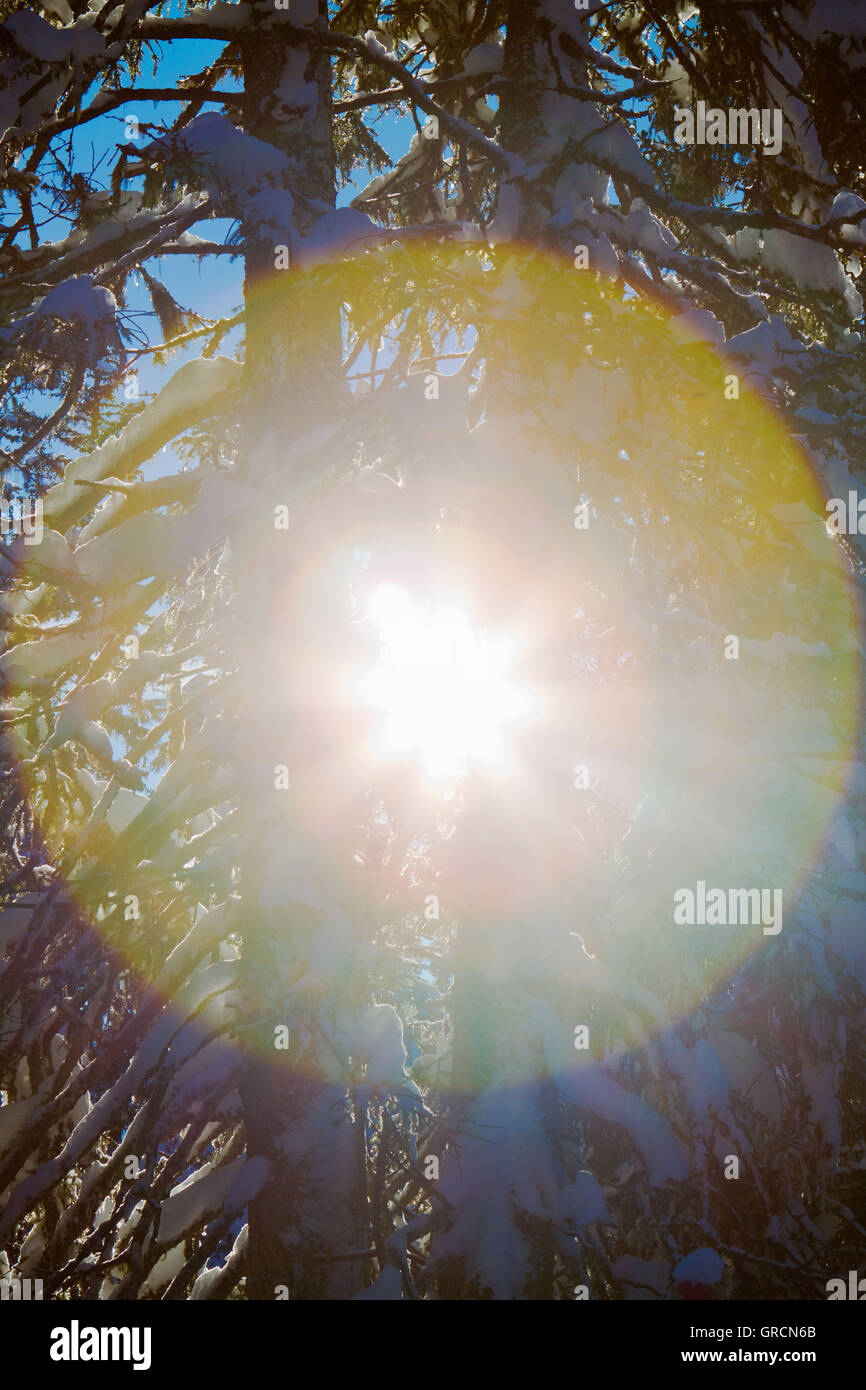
237 1 368 1300
432 1 597 1298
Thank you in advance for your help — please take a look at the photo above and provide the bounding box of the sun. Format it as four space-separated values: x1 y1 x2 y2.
356 583 534 783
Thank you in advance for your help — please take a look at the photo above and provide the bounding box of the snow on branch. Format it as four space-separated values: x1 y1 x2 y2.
42 354 240 529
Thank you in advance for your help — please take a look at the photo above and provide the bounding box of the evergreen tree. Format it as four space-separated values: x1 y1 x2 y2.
1 0 864 1300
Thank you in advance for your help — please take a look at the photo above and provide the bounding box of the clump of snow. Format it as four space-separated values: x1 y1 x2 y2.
269 47 317 124
584 121 654 186
725 315 808 379
295 208 386 269
352 1003 408 1085
158 1155 267 1246
558 1063 689 1185
462 42 504 76
539 0 603 24
2 529 79 585
430 1087 564 1298
0 629 98 687
353 1264 403 1299
190 1224 247 1299
144 114 296 243
673 1248 724 1286
670 307 725 348
487 184 522 244
801 0 866 42
73 769 149 835
619 199 680 256
661 56 691 104
363 29 389 60
4 11 104 64
140 1244 186 1296
74 513 187 590
555 1171 611 1228
34 276 116 330
140 1 250 33
760 230 862 318
43 355 240 525
2 276 122 368
612 1254 669 1298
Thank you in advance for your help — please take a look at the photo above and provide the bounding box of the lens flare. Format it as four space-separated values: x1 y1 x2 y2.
2 241 861 1067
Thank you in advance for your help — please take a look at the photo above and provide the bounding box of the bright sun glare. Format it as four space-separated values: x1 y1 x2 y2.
357 583 533 782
